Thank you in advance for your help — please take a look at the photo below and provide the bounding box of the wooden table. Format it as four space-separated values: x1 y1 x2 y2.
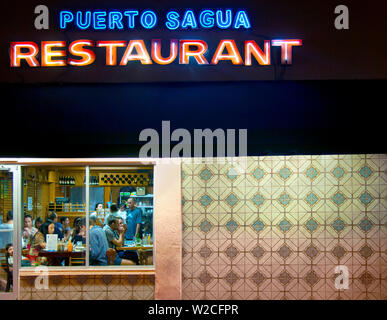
116 245 153 251
38 250 86 266
116 245 153 265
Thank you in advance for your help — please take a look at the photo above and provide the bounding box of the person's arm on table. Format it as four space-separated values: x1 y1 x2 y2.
111 225 126 247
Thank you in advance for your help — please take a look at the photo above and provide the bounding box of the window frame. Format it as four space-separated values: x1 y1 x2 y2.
18 159 156 271
0 164 21 300
0 158 182 299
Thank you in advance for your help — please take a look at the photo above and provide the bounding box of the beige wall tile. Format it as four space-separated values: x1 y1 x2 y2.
182 154 387 300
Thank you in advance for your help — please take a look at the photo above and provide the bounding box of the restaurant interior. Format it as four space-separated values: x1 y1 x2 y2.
1 165 154 292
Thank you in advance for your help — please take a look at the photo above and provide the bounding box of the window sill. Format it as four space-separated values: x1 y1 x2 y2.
19 266 155 276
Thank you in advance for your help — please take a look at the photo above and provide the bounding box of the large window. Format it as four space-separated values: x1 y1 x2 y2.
20 165 154 268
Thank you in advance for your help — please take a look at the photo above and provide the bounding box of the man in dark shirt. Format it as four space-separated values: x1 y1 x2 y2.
48 212 64 240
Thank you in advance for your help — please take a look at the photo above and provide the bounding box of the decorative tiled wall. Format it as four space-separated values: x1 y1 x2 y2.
181 155 387 300
19 274 154 300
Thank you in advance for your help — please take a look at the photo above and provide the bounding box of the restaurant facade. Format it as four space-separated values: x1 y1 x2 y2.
1 154 386 300
0 0 386 300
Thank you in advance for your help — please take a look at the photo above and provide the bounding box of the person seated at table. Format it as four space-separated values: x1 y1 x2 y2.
103 215 125 250
34 217 43 230
29 221 66 266
104 216 137 265
115 218 139 265
73 216 80 226
72 217 81 229
89 215 109 266
60 216 71 234
72 218 86 245
69 216 81 241
47 212 64 240
63 228 72 242
23 214 38 241
103 204 120 225
28 221 56 252
89 216 135 266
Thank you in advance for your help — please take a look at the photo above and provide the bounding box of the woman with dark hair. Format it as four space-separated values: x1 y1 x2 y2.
71 218 86 244
93 203 104 214
72 216 81 229
34 217 43 230
23 214 37 240
72 218 86 245
70 216 81 241
28 221 55 252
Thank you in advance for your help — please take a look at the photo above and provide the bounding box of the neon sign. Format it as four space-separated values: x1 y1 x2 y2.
59 9 251 30
10 8 302 68
10 39 302 67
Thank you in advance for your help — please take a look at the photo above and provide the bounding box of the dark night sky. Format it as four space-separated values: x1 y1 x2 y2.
1 80 385 157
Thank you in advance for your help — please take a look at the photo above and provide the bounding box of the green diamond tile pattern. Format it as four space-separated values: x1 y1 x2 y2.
181 155 387 300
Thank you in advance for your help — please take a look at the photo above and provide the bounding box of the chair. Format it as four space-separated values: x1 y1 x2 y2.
138 249 153 265
106 248 116 265
69 256 85 266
